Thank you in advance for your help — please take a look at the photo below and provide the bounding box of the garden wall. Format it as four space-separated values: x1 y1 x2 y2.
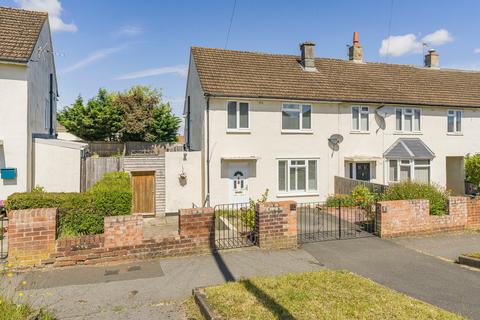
377 197 468 238
466 196 480 228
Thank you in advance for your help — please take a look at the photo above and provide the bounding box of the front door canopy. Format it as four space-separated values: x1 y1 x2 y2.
384 138 435 160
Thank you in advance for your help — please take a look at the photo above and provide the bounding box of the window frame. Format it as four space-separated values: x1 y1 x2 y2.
395 107 422 133
277 158 319 195
351 106 369 132
388 159 430 183
281 103 312 132
447 110 462 133
227 100 250 131
345 161 375 181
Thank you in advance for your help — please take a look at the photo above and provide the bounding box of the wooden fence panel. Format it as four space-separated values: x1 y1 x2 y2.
334 176 387 195
85 157 122 190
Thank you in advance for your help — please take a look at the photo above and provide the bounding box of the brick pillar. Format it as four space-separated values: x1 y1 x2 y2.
256 201 297 250
104 215 143 248
467 196 480 228
179 207 215 249
7 208 57 267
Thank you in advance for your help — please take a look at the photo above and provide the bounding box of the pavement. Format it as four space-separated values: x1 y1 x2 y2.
6 248 322 320
302 234 480 320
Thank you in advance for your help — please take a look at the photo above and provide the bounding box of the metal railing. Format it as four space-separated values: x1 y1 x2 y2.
214 203 258 250
0 212 8 260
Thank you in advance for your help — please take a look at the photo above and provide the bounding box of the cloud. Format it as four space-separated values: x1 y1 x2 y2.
15 0 77 32
422 29 453 46
115 65 188 80
115 25 143 37
474 48 480 54
61 45 127 74
379 29 453 57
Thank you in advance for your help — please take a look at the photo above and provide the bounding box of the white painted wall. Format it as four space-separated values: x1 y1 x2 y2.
33 138 86 192
165 151 202 213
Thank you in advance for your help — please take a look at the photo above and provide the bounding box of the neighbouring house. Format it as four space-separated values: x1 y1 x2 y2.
0 7 86 199
184 32 480 206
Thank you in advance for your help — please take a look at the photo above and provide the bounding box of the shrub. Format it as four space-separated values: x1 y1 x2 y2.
325 194 355 207
5 172 132 237
381 181 450 215
351 186 375 210
465 153 480 187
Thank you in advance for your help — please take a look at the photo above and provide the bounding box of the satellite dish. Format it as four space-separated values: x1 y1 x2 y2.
328 134 344 145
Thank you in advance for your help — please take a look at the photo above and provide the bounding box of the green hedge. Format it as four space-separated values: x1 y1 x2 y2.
380 181 450 215
5 172 132 237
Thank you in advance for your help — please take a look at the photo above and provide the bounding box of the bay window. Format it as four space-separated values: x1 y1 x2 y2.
282 104 311 131
396 108 421 132
278 159 317 193
352 106 369 131
447 110 462 133
388 159 430 183
227 101 249 130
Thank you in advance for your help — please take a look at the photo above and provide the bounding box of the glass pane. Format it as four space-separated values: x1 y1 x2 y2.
308 160 317 190
456 111 461 132
289 167 296 190
447 115 454 132
361 112 369 131
404 114 412 131
414 167 430 183
297 167 306 191
282 107 300 130
302 105 311 129
400 165 411 181
396 109 402 130
352 107 359 130
227 101 237 129
278 161 287 191
414 109 421 131
389 160 398 181
415 160 429 166
239 102 249 128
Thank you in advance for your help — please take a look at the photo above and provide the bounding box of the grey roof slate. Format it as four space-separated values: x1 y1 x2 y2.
384 138 435 159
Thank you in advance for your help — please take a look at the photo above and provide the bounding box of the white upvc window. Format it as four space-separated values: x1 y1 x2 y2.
447 110 462 133
388 159 430 184
278 159 317 194
281 103 311 131
227 101 249 130
396 107 421 132
351 106 369 131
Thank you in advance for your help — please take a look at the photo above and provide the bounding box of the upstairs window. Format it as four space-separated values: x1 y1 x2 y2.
227 101 249 130
351 106 369 131
282 104 311 131
447 110 462 133
396 108 421 132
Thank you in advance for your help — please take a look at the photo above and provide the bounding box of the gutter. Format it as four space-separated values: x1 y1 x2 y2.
206 95 211 207
49 73 54 136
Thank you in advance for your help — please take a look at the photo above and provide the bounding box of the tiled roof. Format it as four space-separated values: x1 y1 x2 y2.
0 7 48 63
191 46 480 108
384 138 435 159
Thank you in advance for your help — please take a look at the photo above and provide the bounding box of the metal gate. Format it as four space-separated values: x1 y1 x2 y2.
214 203 258 250
0 211 8 260
297 202 377 243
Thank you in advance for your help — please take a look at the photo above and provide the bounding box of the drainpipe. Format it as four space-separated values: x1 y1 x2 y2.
206 95 211 207
49 73 54 136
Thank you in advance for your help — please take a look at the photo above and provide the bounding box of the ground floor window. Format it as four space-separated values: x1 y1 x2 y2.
388 159 430 184
345 162 375 181
278 159 317 193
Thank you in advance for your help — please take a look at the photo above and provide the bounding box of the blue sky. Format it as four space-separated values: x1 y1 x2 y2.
2 0 480 124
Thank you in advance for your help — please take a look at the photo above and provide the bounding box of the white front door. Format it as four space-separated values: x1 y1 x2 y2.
229 163 249 204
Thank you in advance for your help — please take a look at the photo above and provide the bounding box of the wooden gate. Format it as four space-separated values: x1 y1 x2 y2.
131 171 155 215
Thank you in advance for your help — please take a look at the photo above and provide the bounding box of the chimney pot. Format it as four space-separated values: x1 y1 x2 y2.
424 49 439 68
300 42 316 71
348 32 363 63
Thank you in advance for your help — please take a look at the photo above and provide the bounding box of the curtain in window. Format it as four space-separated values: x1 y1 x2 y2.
360 111 369 131
404 110 413 131
414 166 430 183
389 160 397 182
396 109 402 130
278 161 287 191
308 160 317 190
400 165 411 181
352 107 359 130
456 111 462 132
414 109 421 131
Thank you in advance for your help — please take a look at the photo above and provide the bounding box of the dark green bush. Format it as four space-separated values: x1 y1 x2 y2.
381 181 450 215
5 172 132 237
325 194 355 207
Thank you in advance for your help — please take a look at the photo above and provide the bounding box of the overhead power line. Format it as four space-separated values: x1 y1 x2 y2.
224 0 237 49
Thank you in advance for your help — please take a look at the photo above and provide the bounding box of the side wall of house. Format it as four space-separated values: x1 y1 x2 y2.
0 63 28 200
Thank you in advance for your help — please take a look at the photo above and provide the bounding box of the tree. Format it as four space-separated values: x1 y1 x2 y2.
114 86 181 142
58 89 122 141
465 153 480 187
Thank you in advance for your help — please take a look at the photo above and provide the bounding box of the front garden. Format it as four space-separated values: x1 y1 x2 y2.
5 172 132 238
187 270 462 320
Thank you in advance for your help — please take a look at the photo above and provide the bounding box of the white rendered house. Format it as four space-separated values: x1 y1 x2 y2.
185 33 480 206
0 7 86 200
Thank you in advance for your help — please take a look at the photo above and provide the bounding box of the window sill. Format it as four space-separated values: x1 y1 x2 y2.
350 131 370 134
281 130 313 134
393 131 422 135
277 192 319 198
446 132 463 136
226 129 251 134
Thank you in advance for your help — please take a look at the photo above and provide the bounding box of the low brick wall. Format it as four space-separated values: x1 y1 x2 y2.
466 197 480 228
377 197 468 238
104 215 143 248
256 201 297 250
7 208 57 267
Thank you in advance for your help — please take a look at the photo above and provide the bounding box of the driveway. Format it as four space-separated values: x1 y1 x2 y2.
302 236 480 320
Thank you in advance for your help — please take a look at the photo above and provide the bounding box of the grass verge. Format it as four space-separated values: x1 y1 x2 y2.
187 270 463 320
464 252 480 259
0 296 55 320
